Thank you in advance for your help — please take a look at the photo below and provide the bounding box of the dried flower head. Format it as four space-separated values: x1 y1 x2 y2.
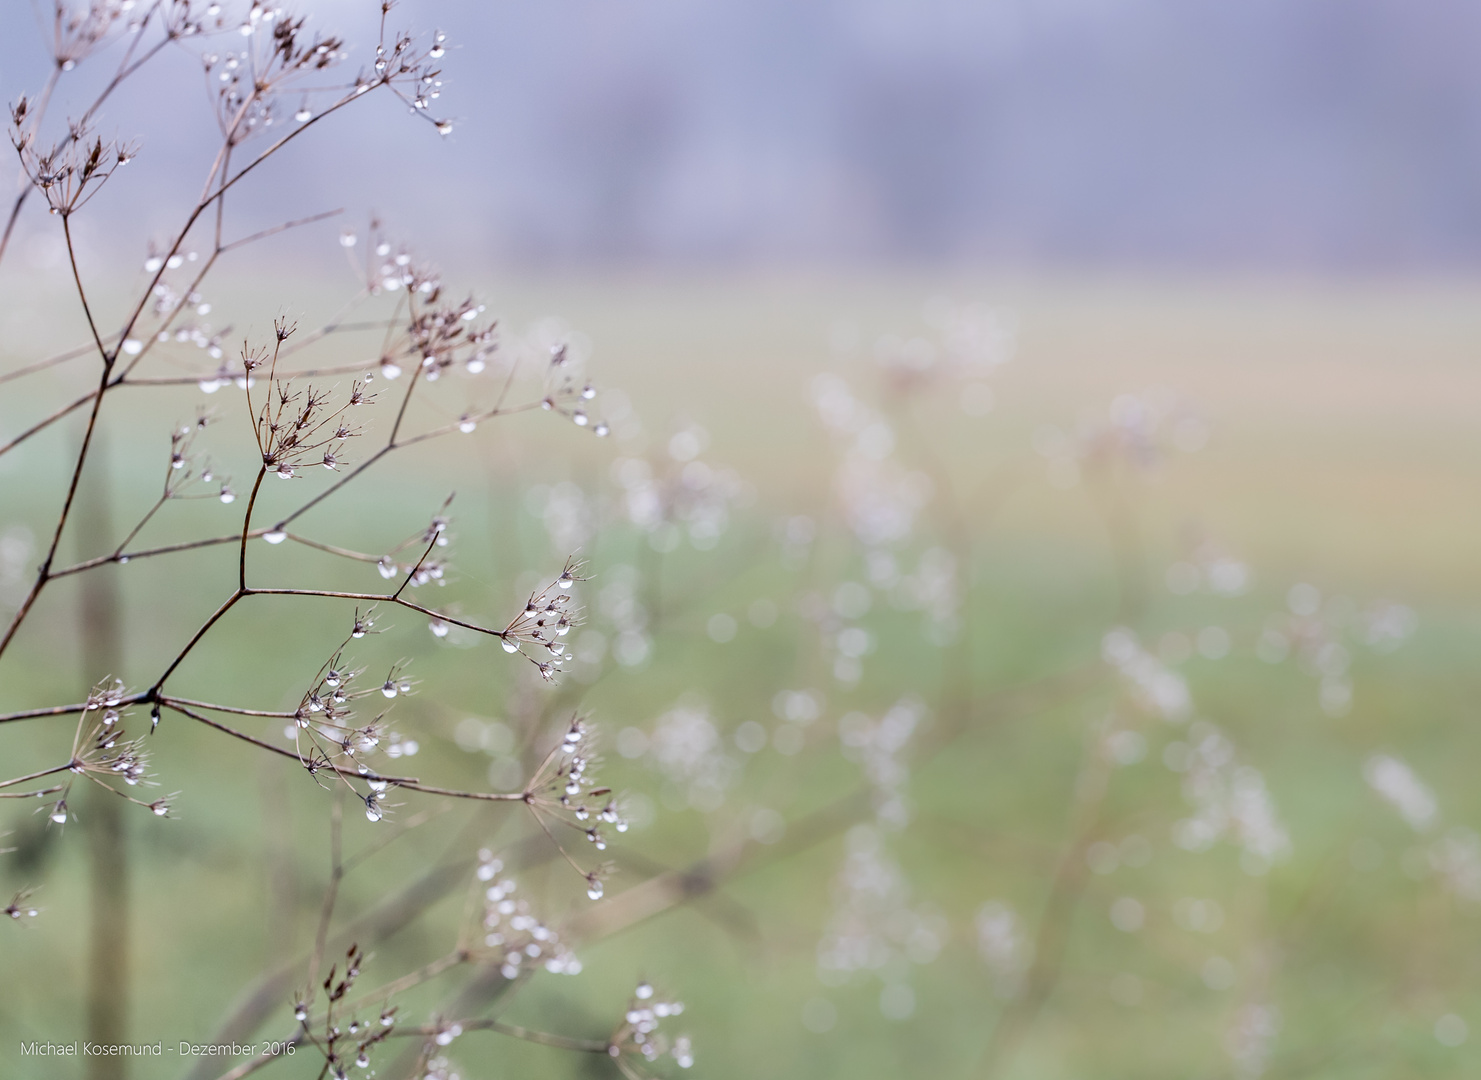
607 981 693 1073
499 557 587 677
473 851 583 977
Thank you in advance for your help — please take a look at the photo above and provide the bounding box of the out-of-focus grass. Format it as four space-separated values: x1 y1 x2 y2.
2 272 1480 1079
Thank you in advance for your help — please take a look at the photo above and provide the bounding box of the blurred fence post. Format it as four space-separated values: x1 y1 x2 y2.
77 426 128 1080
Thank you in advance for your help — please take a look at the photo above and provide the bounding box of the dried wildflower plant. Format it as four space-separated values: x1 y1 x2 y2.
779 304 1440 1078
0 4 695 1077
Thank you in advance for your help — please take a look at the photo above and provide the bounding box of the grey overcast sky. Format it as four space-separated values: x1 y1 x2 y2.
3 0 1479 271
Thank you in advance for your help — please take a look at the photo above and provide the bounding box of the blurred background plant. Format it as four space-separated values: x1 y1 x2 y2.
3 3 1481 1080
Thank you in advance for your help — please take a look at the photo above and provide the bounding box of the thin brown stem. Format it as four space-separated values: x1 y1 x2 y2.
157 695 295 719
389 1018 608 1054
158 701 421 787
345 950 469 1014
283 533 382 564
303 792 344 1003
244 587 508 642
0 339 109 385
148 591 243 694
0 701 99 723
49 531 269 580
240 468 268 590
392 781 522 804
111 494 168 560
0 784 65 799
219 208 343 254
391 534 439 601
0 335 115 661
0 762 75 790
0 387 95 458
60 214 109 361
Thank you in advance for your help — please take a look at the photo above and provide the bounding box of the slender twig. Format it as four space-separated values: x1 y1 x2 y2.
388 1018 608 1053
0 784 65 799
158 701 419 787
148 591 244 694
0 299 115 660
303 792 344 1002
391 534 439 601
0 339 111 385
0 701 98 724
157 696 295 719
0 762 75 790
243 587 509 642
0 388 95 458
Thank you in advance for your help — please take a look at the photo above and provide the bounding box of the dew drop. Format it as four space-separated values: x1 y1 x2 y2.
501 638 519 653
381 681 397 699
121 339 143 356
264 529 287 544
295 108 312 122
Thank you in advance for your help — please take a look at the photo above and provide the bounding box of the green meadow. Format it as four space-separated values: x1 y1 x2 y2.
2 271 1479 1079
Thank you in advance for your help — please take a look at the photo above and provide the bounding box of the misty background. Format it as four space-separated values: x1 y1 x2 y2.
1 0 1478 271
